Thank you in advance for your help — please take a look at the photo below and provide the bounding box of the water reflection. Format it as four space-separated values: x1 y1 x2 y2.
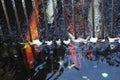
29 40 120 80
0 40 120 80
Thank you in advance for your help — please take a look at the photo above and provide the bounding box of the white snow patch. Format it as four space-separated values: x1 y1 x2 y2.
63 39 71 45
89 37 98 43
56 39 61 46
45 41 53 45
30 39 43 46
82 76 88 79
102 72 108 78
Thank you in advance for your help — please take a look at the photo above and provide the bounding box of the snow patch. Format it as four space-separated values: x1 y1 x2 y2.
102 72 108 78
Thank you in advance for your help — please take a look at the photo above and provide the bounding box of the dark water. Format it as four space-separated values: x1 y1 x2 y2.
0 41 120 80
0 0 120 80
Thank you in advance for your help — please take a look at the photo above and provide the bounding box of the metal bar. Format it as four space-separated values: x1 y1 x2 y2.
72 0 76 38
111 0 114 37
11 0 24 41
1 0 12 34
31 0 41 40
52 0 58 39
92 0 95 37
62 0 67 39
101 0 105 38
41 0 49 40
22 0 32 42
81 0 86 38
22 0 36 66
0 25 4 39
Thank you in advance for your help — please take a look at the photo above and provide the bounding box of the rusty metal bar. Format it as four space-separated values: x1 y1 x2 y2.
111 0 114 37
22 0 37 65
22 0 32 42
31 0 41 40
11 0 24 41
62 0 67 39
41 0 49 40
92 0 95 37
1 0 12 34
72 0 76 38
52 0 58 39
81 0 86 38
101 0 105 38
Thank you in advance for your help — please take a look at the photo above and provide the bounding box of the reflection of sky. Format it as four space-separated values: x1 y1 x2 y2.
42 41 120 80
58 57 120 80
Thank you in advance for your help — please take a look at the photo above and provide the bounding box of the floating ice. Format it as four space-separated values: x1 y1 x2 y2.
102 72 108 78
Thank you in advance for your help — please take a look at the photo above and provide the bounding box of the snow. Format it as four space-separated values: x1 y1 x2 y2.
101 72 108 78
56 39 61 46
30 39 43 46
89 37 98 43
45 41 53 45
63 39 71 45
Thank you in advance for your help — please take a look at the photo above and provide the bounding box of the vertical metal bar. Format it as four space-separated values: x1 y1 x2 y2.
62 0 67 39
72 0 76 38
31 0 41 40
92 0 95 37
81 0 86 38
111 0 114 37
22 0 38 65
1 0 12 34
0 25 4 39
101 0 104 38
11 0 24 41
22 0 32 42
52 0 58 39
41 0 49 40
